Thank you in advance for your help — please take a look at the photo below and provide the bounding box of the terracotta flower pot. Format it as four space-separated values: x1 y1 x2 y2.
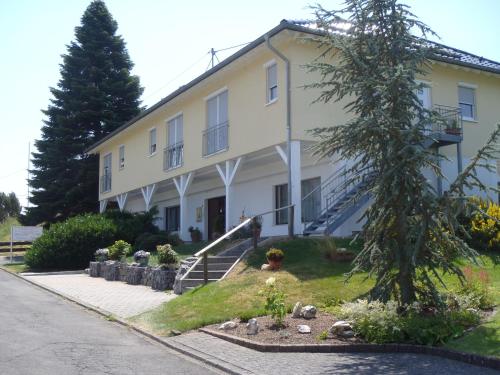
267 259 282 270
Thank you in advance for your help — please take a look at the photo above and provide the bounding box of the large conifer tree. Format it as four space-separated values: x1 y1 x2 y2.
307 0 499 305
23 0 143 225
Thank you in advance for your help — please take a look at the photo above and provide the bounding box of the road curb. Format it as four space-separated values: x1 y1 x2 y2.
0 267 244 375
200 327 500 371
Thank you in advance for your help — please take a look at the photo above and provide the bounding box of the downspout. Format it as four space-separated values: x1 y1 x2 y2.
265 34 293 237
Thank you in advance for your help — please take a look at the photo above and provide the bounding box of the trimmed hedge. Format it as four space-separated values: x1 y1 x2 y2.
103 208 158 245
25 214 117 270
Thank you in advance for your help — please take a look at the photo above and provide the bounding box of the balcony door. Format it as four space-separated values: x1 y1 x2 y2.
206 91 228 155
417 85 432 133
167 115 183 169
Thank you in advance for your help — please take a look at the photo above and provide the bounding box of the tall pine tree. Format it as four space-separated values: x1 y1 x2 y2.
23 0 143 225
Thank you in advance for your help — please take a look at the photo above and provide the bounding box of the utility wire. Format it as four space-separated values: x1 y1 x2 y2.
0 169 26 180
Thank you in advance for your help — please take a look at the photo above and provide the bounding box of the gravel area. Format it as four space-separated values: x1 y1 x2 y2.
208 312 362 345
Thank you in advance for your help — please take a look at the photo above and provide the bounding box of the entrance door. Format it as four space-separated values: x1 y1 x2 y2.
207 196 226 240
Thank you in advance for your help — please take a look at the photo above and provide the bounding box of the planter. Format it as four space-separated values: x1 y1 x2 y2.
267 259 282 270
126 265 145 285
445 128 461 135
151 266 177 290
89 261 102 277
103 261 121 281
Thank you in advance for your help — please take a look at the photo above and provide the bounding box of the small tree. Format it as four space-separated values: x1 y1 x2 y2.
307 0 500 306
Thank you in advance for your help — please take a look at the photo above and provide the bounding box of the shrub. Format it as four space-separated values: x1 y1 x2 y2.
457 266 494 309
465 198 500 252
95 248 109 262
108 240 132 260
134 232 170 251
259 277 286 327
25 214 117 270
103 208 158 245
157 244 179 265
266 248 284 262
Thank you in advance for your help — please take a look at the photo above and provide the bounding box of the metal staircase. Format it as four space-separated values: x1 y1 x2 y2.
303 166 374 236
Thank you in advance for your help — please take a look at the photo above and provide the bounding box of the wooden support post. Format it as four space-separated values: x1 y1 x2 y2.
203 252 208 285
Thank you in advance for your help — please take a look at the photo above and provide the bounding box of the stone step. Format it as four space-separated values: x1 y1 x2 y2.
194 263 234 271
181 278 218 288
187 270 227 279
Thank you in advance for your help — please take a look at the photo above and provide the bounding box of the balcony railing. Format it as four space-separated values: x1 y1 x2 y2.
100 173 112 193
426 104 463 136
164 142 184 170
203 122 228 156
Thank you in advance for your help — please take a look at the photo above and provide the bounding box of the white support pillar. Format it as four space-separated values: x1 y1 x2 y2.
140 184 156 212
216 157 242 232
116 193 128 212
290 140 302 234
173 173 193 242
99 199 108 214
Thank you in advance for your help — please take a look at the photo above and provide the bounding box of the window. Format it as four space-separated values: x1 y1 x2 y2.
119 145 125 169
204 90 228 155
266 63 278 103
274 177 322 225
101 153 112 192
149 128 157 155
166 115 183 169
165 206 180 232
458 85 476 120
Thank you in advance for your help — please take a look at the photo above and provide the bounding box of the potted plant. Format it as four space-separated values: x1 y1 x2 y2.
188 226 202 243
108 240 132 261
133 250 150 267
157 244 179 269
266 248 284 270
445 119 461 135
95 248 109 262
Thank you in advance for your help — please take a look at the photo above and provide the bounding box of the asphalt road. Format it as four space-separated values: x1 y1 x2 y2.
0 270 222 375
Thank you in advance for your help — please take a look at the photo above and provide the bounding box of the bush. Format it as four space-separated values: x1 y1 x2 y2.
266 248 284 261
259 277 286 327
108 240 132 260
103 208 158 245
25 214 117 270
157 244 179 265
134 232 171 251
464 198 500 252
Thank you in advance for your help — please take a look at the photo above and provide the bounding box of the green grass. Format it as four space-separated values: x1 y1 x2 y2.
0 217 19 242
1 263 29 273
130 238 371 334
126 242 207 265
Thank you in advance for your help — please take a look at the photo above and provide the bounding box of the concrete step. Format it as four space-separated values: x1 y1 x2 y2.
194 263 234 271
187 270 227 279
181 278 218 288
201 256 238 264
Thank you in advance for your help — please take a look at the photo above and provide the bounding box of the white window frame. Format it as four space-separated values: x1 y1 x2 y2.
166 113 184 169
458 82 478 122
167 113 183 146
103 152 112 175
265 59 278 104
149 127 157 156
118 145 125 170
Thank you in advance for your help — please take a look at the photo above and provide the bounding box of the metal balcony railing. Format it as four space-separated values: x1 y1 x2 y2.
164 142 184 170
203 122 228 156
426 104 463 136
100 173 112 193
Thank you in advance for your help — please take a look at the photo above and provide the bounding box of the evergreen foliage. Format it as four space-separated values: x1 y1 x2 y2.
22 0 143 225
307 0 500 305
0 192 21 222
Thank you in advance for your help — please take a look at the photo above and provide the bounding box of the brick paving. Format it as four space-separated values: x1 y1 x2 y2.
166 332 499 375
23 273 175 318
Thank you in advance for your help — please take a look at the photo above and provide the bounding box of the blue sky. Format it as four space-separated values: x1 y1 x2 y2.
0 0 499 208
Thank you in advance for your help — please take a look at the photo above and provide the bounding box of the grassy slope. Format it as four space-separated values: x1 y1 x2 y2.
0 217 19 242
130 238 371 334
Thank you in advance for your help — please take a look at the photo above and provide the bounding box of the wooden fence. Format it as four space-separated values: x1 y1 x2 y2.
0 241 32 253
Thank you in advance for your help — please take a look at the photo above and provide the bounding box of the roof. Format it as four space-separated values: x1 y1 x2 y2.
86 20 500 153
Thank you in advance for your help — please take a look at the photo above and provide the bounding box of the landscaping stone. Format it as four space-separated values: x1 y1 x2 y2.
151 267 176 290
292 301 303 318
173 257 198 295
141 266 153 287
118 262 129 281
301 305 317 319
297 324 311 334
89 262 101 277
246 318 259 335
338 330 355 338
260 263 272 271
126 265 145 285
103 261 120 281
219 321 238 330
329 320 353 335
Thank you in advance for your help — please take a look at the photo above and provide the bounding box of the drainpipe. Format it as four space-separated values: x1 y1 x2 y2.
265 34 293 237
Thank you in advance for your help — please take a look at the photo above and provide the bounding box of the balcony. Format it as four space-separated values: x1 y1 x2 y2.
203 122 228 157
164 142 184 170
424 105 463 146
100 173 112 193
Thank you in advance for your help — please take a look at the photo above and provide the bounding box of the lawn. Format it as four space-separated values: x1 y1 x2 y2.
1 263 29 273
130 238 500 359
0 217 19 242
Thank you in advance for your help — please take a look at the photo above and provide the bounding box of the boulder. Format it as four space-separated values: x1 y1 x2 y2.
246 318 259 335
218 321 238 330
292 302 303 318
329 320 353 335
173 257 198 294
301 305 317 319
151 267 176 290
89 262 101 277
126 265 145 285
297 324 311 334
103 261 120 281
338 330 355 338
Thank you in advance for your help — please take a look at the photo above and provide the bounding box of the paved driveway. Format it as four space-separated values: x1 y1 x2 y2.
23 273 175 318
0 270 220 375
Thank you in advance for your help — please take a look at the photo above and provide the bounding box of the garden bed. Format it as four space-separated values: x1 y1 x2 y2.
205 312 360 345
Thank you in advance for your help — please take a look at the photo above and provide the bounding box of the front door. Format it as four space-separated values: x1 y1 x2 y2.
207 196 225 240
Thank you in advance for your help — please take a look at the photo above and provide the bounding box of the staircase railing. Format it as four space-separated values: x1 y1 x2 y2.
181 204 295 287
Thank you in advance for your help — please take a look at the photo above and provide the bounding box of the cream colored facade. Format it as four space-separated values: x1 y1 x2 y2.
88 22 500 240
